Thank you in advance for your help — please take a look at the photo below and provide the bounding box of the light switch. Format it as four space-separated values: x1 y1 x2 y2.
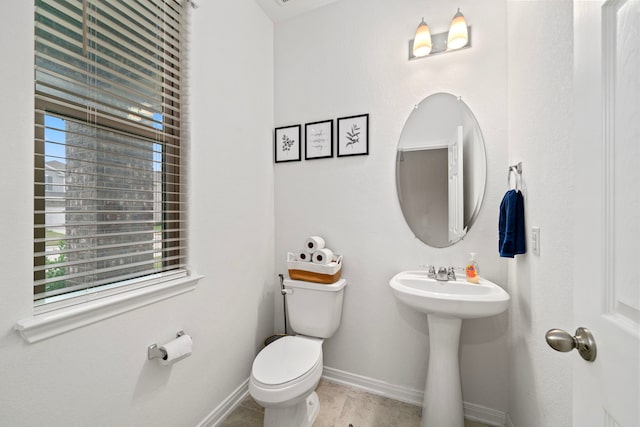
531 226 540 255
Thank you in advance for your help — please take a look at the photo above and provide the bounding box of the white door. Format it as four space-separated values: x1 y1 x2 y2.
573 1 640 426
448 126 464 243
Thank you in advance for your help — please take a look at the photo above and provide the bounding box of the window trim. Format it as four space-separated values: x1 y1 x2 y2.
21 0 197 344
15 272 203 343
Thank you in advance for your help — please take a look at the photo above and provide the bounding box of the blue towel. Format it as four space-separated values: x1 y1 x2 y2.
499 189 526 257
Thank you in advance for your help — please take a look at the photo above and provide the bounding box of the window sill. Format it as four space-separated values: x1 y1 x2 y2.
15 273 203 343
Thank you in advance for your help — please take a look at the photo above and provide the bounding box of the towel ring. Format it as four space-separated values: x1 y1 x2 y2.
508 162 523 191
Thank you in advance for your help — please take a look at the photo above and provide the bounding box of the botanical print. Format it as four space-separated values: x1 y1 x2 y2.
337 114 369 157
274 125 301 163
345 124 361 148
281 134 295 151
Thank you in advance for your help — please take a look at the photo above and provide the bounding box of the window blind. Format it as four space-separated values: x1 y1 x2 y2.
34 0 187 304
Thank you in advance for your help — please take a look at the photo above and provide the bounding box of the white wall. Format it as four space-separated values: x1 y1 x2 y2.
0 1 274 426
273 0 509 412
506 1 574 426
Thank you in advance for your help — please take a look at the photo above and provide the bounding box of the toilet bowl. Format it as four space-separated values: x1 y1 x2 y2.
250 336 323 427
249 278 347 427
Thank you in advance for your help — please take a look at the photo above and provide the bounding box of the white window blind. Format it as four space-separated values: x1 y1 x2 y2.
34 0 188 304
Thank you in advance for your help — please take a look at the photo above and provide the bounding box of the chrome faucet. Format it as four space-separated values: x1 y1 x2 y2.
423 264 456 281
436 267 448 281
433 266 457 281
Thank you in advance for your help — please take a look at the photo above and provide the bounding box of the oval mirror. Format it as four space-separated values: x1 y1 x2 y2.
396 93 486 247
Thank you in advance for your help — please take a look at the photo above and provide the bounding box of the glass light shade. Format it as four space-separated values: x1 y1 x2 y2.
447 8 468 50
413 18 432 57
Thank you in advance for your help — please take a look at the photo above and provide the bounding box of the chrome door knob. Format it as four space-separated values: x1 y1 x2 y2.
545 327 597 362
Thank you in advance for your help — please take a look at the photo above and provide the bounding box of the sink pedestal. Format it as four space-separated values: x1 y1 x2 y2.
423 314 464 427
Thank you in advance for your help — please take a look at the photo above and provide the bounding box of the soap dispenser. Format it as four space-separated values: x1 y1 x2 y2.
465 252 480 284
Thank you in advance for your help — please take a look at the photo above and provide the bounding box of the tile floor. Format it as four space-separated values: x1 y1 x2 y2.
220 379 492 427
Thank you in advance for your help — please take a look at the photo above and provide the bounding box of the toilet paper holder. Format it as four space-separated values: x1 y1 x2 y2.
148 331 185 361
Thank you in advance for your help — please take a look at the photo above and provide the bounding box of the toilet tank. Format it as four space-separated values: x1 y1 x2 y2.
284 278 347 339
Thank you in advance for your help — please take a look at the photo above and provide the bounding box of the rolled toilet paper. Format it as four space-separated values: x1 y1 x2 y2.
297 250 312 262
305 236 325 252
312 248 334 265
159 334 192 366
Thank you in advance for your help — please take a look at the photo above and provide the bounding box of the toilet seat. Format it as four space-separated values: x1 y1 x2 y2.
252 336 322 386
249 336 323 407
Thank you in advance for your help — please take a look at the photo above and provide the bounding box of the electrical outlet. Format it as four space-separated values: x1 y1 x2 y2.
531 226 540 255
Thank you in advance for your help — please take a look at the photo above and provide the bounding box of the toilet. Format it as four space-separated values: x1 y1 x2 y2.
249 278 347 427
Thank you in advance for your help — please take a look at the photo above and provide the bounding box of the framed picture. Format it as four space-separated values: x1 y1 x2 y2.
337 114 369 157
304 120 333 160
274 125 301 163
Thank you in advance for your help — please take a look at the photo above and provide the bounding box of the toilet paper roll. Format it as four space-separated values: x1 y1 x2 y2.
305 236 325 252
312 248 334 265
159 334 192 366
297 250 312 262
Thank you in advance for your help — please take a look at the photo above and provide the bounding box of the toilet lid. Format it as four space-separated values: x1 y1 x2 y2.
252 336 322 386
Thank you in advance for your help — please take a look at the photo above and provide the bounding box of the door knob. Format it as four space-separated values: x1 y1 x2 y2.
545 327 597 362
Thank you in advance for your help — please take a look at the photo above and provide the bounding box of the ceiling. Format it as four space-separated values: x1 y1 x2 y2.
254 0 341 23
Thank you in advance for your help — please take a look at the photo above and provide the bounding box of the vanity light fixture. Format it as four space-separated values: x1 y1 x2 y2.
409 8 471 60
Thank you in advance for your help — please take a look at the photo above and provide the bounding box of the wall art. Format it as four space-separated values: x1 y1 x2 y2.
274 124 301 163
337 114 369 157
304 120 333 160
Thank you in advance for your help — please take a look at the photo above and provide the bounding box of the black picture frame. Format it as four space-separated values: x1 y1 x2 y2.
304 120 333 160
274 125 301 163
337 113 369 157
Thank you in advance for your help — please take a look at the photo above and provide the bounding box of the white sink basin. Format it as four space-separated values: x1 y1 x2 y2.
389 270 510 319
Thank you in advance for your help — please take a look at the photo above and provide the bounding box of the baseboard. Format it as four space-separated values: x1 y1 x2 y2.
196 367 510 427
322 366 507 427
322 366 424 406
196 378 249 427
463 401 508 426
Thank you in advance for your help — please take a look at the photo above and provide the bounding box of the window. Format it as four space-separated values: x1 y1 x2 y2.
34 0 187 305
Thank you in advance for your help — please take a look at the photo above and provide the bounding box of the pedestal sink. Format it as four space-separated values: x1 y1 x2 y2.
389 270 510 427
